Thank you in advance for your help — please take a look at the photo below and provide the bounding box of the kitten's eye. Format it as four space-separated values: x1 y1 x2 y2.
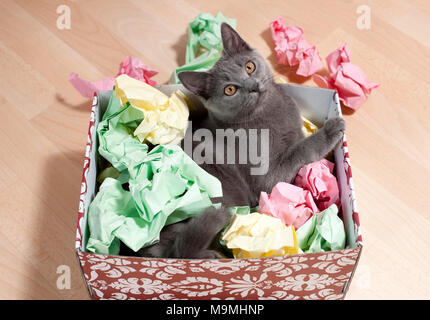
224 85 237 96
245 61 256 74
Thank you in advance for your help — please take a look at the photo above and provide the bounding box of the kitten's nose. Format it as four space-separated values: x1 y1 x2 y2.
245 79 260 93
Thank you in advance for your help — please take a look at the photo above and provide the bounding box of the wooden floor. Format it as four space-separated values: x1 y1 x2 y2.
0 0 429 300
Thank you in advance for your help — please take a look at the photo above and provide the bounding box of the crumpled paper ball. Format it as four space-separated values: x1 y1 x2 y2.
170 12 236 84
115 74 189 145
69 56 158 98
116 56 158 86
313 44 379 110
222 212 299 258
258 182 319 230
294 159 340 211
270 17 323 77
296 204 346 253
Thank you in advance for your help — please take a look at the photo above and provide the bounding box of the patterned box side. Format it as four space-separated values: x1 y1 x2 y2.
330 92 362 247
77 248 360 300
76 94 97 250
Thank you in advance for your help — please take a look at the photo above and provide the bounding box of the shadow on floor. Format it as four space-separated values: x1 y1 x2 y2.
29 151 90 299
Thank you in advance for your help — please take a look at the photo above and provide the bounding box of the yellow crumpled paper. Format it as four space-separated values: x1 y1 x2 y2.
115 74 189 145
301 117 318 137
275 76 318 137
221 212 299 258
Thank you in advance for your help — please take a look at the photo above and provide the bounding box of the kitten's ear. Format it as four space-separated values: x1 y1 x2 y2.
221 23 251 55
178 71 211 99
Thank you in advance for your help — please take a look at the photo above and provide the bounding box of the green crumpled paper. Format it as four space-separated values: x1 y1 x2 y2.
86 93 223 255
86 177 144 255
296 204 346 253
97 90 149 173
169 12 236 84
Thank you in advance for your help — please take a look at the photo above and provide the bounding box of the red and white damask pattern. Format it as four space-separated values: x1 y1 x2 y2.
77 248 360 300
76 94 97 250
333 92 362 246
342 138 362 244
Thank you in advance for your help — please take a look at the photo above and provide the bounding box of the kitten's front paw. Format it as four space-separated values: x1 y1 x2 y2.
323 117 345 143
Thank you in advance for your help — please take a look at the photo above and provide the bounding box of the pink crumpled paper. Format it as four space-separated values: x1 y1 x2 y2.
313 44 379 110
69 56 158 98
258 182 319 230
270 17 323 77
294 159 340 211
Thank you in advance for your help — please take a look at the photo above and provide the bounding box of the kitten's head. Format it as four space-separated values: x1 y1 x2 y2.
178 23 273 122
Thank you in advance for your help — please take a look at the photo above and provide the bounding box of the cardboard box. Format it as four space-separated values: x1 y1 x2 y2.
75 84 362 300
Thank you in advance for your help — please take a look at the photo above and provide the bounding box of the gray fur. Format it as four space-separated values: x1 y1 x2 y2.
134 23 345 259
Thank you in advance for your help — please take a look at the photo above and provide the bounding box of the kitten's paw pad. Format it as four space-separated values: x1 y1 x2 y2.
195 250 222 259
324 117 345 141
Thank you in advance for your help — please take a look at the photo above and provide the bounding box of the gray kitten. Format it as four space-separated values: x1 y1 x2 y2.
132 23 345 259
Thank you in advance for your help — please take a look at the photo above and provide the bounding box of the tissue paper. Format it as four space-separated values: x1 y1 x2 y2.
222 212 299 258
294 159 340 211
296 204 346 252
70 56 158 98
313 44 379 110
115 74 189 145
258 182 319 230
270 17 323 77
170 12 236 84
